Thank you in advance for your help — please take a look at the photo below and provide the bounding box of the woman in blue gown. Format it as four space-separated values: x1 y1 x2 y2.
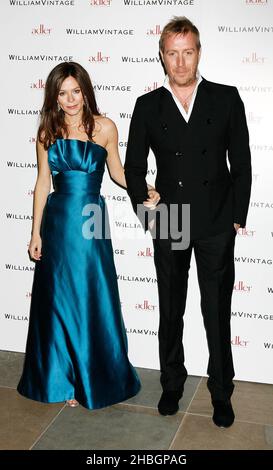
17 62 160 409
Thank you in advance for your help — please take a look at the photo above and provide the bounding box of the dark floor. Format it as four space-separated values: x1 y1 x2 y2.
1 350 273 450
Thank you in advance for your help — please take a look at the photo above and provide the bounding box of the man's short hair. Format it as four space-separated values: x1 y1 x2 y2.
159 16 201 52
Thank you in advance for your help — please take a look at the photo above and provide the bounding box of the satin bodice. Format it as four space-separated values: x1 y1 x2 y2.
48 139 108 195
48 139 107 176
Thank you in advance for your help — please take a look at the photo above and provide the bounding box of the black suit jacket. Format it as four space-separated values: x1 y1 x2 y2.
124 79 252 239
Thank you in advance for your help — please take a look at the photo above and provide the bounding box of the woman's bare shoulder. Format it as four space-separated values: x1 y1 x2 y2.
94 115 117 133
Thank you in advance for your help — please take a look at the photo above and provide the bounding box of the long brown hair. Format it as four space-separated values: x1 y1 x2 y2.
38 62 100 149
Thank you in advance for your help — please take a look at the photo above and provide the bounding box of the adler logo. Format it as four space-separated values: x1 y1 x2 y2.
233 281 252 292
242 52 266 64
27 189 34 196
32 24 52 35
26 292 32 298
89 52 110 63
247 112 263 124
237 227 256 237
231 335 249 347
135 300 157 311
29 137 37 144
147 25 162 36
90 0 112 5
144 82 159 92
30 79 45 89
137 247 154 257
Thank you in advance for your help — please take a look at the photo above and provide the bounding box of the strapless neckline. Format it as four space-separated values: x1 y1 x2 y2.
55 138 107 154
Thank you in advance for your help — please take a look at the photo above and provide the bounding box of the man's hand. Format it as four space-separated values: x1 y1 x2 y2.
234 223 240 233
143 187 160 210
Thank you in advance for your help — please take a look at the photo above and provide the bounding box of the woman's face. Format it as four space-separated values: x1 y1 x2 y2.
57 76 84 118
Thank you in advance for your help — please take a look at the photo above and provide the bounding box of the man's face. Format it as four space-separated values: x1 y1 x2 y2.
161 31 200 88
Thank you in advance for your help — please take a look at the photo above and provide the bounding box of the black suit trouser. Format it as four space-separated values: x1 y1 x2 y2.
153 227 236 401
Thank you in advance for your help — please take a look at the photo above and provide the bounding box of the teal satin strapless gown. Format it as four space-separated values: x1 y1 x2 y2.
17 139 141 409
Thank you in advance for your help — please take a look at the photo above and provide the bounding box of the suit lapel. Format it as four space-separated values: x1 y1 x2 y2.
187 78 214 131
158 80 214 136
158 87 187 146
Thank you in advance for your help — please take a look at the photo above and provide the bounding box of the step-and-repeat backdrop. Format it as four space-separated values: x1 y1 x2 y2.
1 0 272 384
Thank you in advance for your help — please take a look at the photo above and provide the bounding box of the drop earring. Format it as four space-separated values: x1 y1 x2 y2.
57 102 61 111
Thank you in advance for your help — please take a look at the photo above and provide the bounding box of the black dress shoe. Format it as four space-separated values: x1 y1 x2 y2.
158 391 182 416
212 399 235 428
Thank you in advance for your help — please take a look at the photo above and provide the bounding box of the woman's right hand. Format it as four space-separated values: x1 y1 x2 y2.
28 235 42 261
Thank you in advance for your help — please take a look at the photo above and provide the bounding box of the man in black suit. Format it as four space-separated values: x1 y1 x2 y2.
124 17 251 427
